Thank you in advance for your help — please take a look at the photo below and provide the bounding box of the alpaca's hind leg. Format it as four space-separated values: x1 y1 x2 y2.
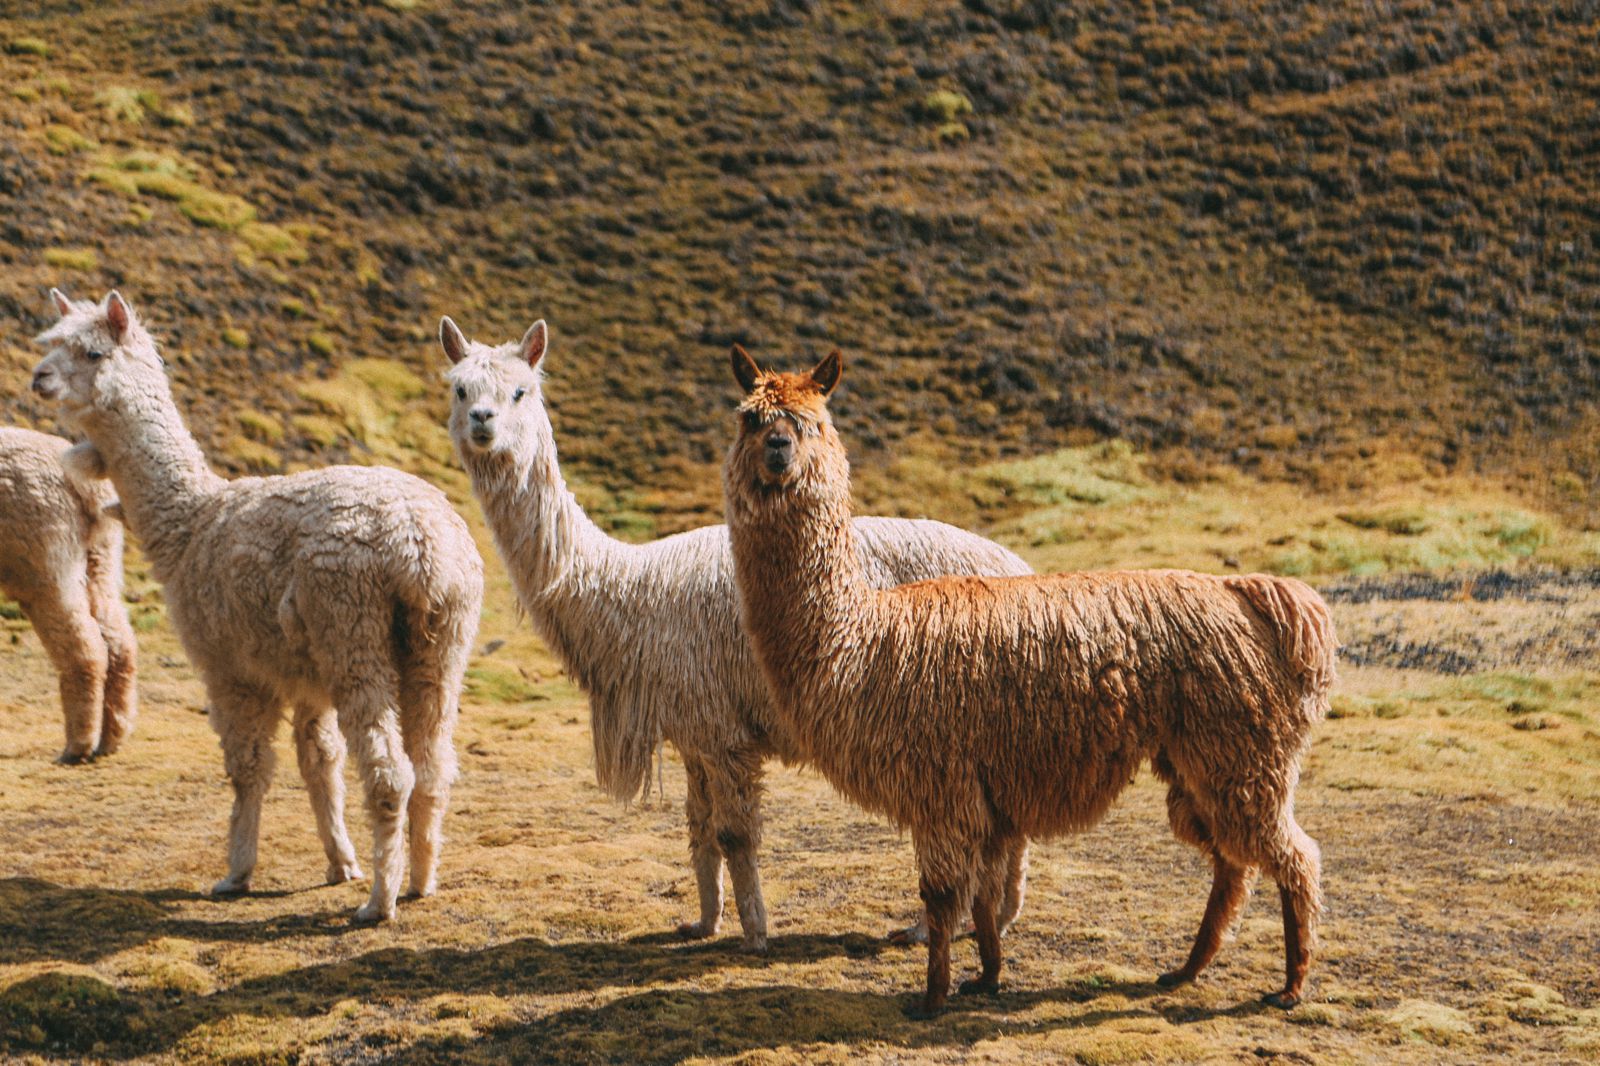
959 838 1015 996
26 585 107 763
398 692 459 901
87 537 136 757
292 702 362 884
707 750 769 953
1261 819 1321 1008
342 706 414 924
398 611 469 903
210 685 280 895
677 756 726 941
1158 779 1255 987
996 839 1028 936
1159 851 1254 987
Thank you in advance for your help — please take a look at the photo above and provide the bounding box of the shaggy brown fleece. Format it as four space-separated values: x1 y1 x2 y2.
721 347 1336 1016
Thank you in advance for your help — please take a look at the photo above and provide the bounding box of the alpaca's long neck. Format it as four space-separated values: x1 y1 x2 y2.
86 376 223 575
465 429 624 622
726 453 876 757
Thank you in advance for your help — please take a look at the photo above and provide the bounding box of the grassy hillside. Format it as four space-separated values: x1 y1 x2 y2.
1 0 1597 531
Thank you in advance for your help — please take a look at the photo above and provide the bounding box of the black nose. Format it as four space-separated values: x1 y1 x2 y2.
470 408 494 424
30 371 46 395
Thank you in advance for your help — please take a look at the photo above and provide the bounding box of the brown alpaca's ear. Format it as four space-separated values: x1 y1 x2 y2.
519 320 548 368
730 344 761 394
809 349 843 396
50 288 72 318
104 291 132 340
439 316 468 365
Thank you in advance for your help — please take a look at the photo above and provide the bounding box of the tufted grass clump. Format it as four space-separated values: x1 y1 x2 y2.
42 247 98 272
5 37 50 57
236 222 308 266
88 152 256 231
919 89 972 122
43 125 96 155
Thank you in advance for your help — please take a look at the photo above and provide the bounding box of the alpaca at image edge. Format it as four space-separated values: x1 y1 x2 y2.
30 289 483 923
440 315 1034 951
0 426 137 762
721 344 1335 1015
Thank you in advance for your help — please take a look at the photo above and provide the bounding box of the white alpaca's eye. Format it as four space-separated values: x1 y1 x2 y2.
87 350 106 362
513 387 527 403
454 386 466 401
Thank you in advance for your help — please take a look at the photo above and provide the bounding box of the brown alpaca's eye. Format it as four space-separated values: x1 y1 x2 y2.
742 411 762 433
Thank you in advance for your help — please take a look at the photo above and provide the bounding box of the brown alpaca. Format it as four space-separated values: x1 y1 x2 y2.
721 346 1336 1016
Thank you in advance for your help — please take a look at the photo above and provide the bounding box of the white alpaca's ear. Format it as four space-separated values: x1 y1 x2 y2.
105 291 132 340
61 441 108 482
730 344 761 394
810 349 843 396
519 320 547 368
50 288 73 318
440 316 468 365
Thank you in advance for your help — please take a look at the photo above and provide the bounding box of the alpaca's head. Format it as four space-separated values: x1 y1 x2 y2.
440 316 550 466
725 344 848 498
31 289 163 427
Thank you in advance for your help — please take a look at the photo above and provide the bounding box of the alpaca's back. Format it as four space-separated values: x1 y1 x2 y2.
0 428 116 594
787 568 1334 832
160 465 482 692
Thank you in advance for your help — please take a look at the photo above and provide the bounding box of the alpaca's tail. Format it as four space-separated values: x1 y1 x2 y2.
58 441 120 521
590 689 663 806
1227 575 1338 716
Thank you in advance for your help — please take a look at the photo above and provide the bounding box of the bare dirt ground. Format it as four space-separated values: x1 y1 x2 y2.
2 565 1597 1064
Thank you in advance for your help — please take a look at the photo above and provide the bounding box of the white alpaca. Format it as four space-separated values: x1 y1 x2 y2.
32 290 483 922
440 316 1034 951
0 425 136 762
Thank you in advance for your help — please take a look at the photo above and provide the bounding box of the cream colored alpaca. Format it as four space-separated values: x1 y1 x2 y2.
32 290 483 922
0 425 136 762
723 348 1336 1015
440 316 1033 951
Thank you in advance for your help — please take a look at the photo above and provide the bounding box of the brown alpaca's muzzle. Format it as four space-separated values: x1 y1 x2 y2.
763 427 795 475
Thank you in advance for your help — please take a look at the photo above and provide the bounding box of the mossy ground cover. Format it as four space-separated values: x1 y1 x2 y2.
2 479 1597 1063
0 1 1596 526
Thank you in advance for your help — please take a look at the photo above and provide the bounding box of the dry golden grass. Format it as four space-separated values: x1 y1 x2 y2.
2 475 1597 1064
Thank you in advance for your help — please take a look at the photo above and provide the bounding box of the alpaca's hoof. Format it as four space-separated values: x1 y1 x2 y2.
903 996 946 1020
92 743 120 759
353 902 394 925
676 920 716 941
326 861 364 885
738 936 769 956
1157 969 1196 988
403 880 436 900
958 975 1000 996
886 923 927 947
211 876 251 897
56 749 94 766
1262 989 1302 1009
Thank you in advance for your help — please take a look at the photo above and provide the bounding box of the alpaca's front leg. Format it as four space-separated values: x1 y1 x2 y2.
677 757 725 940
292 703 362 884
959 838 1016 996
913 874 961 1017
345 714 415 923
210 691 280 895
